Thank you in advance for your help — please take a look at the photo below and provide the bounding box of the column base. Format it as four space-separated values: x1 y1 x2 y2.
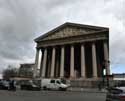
50 76 55 78
80 76 86 80
93 76 98 80
69 76 75 80
59 76 64 79
41 76 45 78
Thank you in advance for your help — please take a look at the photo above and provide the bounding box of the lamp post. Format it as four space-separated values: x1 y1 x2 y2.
105 60 110 87
102 60 110 88
102 62 105 88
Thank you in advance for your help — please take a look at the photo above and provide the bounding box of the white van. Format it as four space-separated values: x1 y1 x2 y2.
41 79 69 91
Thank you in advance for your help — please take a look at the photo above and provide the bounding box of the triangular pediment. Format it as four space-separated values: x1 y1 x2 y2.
35 22 108 42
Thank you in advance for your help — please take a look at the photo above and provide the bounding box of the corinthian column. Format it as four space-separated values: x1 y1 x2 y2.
70 45 74 78
81 44 86 78
92 43 97 79
104 41 110 75
33 48 40 78
60 46 65 78
50 47 56 78
41 48 47 78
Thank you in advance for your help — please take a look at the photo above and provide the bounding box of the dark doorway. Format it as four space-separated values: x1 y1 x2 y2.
74 44 81 78
64 45 70 78
85 43 93 78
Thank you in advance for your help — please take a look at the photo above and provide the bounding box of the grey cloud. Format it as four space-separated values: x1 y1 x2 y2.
0 0 37 71
0 0 124 73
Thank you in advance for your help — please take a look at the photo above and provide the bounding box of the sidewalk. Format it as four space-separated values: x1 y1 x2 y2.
67 87 107 93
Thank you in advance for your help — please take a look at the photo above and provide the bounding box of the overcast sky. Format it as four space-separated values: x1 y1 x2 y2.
0 0 124 73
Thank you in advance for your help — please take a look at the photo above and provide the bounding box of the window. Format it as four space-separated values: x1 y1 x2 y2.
50 80 55 83
56 81 61 84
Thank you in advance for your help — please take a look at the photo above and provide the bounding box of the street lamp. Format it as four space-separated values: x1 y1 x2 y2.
101 61 105 88
102 60 110 88
105 60 110 87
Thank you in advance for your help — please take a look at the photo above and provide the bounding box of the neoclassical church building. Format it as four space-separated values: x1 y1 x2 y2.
34 22 110 86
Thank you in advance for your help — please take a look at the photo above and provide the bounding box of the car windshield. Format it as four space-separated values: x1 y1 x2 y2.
56 81 61 84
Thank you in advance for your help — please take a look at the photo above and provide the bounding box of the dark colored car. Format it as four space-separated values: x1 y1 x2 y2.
0 80 9 90
106 87 125 101
8 80 16 91
20 81 41 91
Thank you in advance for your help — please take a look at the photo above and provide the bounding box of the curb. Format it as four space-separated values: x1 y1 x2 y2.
67 87 107 93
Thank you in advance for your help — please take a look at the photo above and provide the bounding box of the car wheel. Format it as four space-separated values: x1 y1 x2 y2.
43 86 47 90
59 87 63 91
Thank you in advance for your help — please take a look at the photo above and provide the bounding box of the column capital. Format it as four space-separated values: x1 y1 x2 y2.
103 40 108 43
51 45 57 48
91 41 96 45
36 47 40 50
43 47 48 49
60 45 65 48
40 48 44 52
70 44 75 46
81 43 85 45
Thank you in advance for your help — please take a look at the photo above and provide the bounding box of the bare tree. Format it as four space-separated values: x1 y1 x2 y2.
2 65 18 80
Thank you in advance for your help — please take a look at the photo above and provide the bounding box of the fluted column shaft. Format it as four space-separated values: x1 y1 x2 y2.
50 47 56 77
70 45 74 78
60 46 65 77
41 48 47 78
81 44 86 78
104 42 110 75
92 43 97 79
34 48 40 78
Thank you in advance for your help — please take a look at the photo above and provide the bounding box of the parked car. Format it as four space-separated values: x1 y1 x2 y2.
40 79 69 91
8 80 16 91
106 86 125 101
0 80 9 90
20 80 41 91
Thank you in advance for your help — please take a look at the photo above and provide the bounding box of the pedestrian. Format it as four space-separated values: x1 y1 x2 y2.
98 82 102 91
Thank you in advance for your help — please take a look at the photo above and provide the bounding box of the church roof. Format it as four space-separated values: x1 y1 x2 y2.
35 22 108 42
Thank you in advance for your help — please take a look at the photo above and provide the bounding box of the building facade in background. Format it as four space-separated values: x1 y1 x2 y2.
113 73 125 81
34 22 110 83
19 63 35 78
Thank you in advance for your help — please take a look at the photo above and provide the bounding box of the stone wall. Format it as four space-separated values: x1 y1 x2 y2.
69 79 101 88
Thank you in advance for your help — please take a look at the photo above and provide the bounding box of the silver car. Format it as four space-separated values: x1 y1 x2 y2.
106 87 125 101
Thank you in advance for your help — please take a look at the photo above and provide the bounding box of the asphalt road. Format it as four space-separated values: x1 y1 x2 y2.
0 90 106 101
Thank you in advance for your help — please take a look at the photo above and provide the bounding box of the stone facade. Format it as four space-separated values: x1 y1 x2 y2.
34 22 110 85
19 63 35 78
